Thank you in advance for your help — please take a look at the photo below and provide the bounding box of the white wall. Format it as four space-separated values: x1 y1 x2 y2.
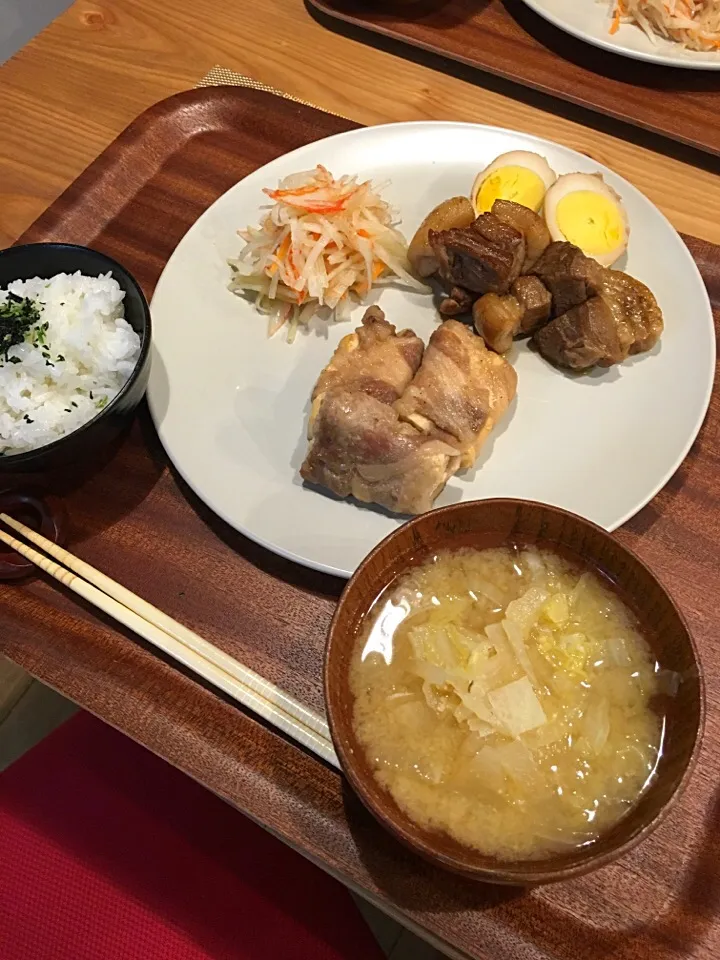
0 0 73 64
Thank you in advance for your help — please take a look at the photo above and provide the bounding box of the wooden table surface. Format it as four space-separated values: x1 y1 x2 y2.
2 2 720 958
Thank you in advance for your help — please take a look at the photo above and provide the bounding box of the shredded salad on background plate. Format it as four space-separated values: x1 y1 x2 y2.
228 165 425 342
607 0 720 50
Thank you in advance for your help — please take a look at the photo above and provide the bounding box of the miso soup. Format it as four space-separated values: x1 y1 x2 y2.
349 546 666 860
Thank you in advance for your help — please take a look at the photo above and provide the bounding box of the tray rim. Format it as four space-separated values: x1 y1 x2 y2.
306 0 720 157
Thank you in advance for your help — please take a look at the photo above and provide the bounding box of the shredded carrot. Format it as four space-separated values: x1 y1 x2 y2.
286 245 299 284
609 0 626 34
266 184 321 200
265 183 358 215
266 234 291 276
352 260 386 296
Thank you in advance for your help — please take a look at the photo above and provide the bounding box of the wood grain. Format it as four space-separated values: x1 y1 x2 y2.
1 85 720 960
309 0 720 156
2 0 720 250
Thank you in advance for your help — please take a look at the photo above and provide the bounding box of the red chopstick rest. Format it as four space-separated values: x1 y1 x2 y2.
0 492 67 581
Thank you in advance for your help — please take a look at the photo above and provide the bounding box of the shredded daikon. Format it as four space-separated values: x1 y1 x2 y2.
228 165 425 341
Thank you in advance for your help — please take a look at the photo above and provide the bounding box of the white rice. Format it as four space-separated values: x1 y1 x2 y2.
0 271 142 456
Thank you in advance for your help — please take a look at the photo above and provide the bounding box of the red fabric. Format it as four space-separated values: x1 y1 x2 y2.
0 712 384 960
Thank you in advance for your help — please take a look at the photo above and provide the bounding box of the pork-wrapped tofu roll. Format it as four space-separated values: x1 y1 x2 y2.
302 306 460 515
308 305 424 437
301 313 516 514
395 320 517 469
301 390 461 515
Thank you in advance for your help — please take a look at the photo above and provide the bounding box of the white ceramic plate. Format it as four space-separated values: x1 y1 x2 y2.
521 0 720 69
148 122 715 578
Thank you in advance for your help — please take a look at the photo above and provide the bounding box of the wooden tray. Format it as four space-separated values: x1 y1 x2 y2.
308 0 720 157
4 86 720 960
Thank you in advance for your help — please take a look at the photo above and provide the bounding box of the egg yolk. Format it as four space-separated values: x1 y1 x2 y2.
475 166 547 214
555 191 624 257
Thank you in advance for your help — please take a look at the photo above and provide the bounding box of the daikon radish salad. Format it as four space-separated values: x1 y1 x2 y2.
350 545 670 861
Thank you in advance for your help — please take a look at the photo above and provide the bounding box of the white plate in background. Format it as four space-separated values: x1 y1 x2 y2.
520 0 720 69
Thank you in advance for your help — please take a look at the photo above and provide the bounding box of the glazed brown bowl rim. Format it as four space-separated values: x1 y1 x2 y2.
324 497 705 885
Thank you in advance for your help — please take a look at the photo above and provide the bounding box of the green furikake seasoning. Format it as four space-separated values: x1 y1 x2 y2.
0 293 42 360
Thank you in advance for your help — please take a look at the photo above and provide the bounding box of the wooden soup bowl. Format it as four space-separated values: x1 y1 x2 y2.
325 499 704 885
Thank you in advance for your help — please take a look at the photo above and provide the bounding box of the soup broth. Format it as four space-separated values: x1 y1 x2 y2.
350 546 665 860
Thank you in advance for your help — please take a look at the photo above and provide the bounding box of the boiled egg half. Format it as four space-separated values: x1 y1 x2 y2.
472 151 557 215
543 173 629 267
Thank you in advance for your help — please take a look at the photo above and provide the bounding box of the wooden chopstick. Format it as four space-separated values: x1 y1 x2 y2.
0 514 338 768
